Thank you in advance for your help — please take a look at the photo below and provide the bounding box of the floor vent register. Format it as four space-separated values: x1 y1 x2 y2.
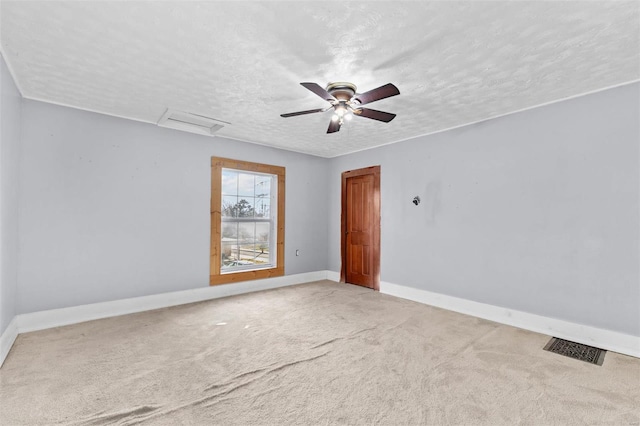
543 337 606 366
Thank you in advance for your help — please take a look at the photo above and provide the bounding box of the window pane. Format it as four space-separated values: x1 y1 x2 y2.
222 170 238 195
255 176 270 197
254 198 270 218
256 222 270 245
221 239 237 267
255 197 270 219
222 195 238 217
254 222 269 263
254 241 270 264
238 222 255 242
238 173 255 197
221 222 238 268
236 198 255 217
221 222 237 239
238 222 256 265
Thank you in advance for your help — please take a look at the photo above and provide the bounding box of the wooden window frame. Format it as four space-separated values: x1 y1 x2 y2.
210 157 285 285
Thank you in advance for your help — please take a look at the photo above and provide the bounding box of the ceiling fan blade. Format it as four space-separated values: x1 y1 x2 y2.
327 119 341 133
355 107 396 123
354 83 400 106
280 108 325 118
301 82 337 102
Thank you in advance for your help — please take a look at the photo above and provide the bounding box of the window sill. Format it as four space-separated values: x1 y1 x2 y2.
210 267 284 286
220 264 273 274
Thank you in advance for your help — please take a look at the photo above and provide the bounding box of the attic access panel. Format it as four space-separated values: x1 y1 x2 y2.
158 109 229 136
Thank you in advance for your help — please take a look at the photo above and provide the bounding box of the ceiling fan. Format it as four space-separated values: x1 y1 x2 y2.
281 82 400 133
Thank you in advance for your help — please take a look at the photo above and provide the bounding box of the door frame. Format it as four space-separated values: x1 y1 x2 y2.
340 165 381 291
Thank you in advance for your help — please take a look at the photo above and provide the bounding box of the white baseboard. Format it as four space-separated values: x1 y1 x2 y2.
3 273 637 366
0 270 331 367
380 281 640 359
326 270 340 282
0 317 18 368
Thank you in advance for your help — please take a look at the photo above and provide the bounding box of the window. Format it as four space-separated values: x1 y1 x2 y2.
210 157 285 285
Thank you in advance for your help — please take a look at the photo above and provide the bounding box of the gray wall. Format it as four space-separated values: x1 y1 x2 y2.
5 71 638 339
0 54 22 335
328 83 640 336
17 100 328 314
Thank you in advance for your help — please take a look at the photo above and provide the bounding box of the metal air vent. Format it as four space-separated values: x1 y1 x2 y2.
158 109 229 136
543 337 606 365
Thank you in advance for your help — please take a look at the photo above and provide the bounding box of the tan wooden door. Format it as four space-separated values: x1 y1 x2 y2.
341 166 380 290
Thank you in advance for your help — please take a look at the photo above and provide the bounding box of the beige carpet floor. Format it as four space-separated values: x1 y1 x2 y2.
1 280 639 425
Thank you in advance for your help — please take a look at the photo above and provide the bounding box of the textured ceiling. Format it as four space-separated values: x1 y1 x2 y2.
1 1 638 157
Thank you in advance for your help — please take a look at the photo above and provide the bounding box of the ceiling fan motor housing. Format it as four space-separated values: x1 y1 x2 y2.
326 82 357 102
